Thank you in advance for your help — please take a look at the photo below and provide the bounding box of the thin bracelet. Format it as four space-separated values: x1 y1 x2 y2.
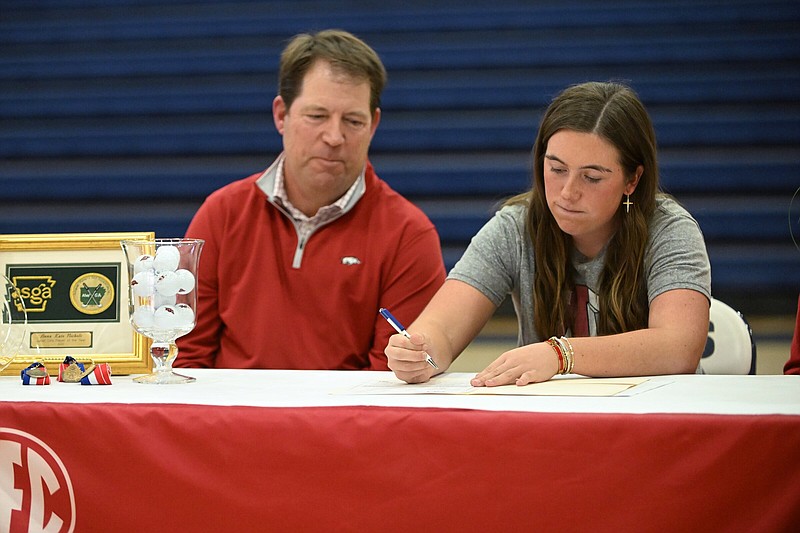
546 337 566 374
553 337 571 374
559 336 575 374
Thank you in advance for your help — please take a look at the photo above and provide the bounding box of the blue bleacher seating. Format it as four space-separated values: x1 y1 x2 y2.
1 0 799 315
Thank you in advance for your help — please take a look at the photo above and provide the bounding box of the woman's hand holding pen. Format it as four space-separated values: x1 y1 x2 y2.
471 342 559 387
385 330 440 384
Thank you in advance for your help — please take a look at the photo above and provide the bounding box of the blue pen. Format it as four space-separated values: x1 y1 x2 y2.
379 307 439 369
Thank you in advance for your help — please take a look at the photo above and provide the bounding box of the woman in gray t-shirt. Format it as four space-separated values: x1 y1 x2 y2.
385 81 711 386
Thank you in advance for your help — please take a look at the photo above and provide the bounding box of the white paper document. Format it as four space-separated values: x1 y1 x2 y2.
336 373 657 397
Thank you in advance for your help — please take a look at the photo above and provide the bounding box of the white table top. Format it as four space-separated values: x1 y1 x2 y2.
2 370 799 416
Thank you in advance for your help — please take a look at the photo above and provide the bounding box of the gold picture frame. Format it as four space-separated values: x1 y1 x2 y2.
0 232 155 376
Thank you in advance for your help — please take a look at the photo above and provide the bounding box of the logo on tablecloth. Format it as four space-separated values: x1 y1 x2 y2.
0 428 76 533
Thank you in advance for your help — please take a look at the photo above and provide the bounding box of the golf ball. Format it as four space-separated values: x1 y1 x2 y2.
155 271 181 297
131 271 155 297
174 303 195 326
154 292 177 308
133 254 154 274
154 305 180 329
132 306 155 329
153 245 180 272
174 269 196 294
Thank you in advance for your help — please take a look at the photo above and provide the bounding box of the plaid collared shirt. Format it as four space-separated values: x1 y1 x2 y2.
272 157 363 229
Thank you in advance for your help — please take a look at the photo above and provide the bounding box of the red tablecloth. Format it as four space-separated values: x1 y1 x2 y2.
2 400 799 533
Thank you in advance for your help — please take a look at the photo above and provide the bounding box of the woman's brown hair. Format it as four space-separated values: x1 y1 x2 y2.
509 81 660 338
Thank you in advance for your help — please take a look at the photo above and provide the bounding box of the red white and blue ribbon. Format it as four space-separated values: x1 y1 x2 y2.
57 356 113 385
20 362 51 385
80 363 112 385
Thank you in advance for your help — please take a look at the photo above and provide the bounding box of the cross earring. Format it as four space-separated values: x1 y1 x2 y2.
623 194 633 213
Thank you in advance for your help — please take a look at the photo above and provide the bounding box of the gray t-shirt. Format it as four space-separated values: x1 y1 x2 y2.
448 196 711 345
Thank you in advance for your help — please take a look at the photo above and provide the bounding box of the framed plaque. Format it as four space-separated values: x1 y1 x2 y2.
0 232 155 376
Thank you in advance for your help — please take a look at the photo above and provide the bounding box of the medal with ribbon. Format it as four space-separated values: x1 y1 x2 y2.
58 356 112 385
20 362 51 385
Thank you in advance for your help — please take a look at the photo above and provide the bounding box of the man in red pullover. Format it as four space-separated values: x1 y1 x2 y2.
175 30 445 370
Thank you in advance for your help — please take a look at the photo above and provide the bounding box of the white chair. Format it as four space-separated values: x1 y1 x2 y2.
700 298 757 374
